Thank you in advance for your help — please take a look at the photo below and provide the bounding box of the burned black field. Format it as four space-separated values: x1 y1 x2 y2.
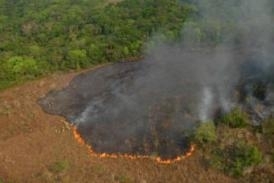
39 48 274 160
39 61 200 159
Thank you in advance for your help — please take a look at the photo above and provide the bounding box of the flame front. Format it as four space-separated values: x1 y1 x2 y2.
72 126 85 145
72 126 195 164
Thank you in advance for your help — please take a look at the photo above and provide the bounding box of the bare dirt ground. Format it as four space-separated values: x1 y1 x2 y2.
0 66 236 183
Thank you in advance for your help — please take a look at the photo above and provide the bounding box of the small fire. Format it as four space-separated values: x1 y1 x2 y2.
72 126 85 145
71 126 195 164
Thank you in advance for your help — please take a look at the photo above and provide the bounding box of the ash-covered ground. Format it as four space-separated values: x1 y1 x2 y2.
39 61 201 159
39 48 274 159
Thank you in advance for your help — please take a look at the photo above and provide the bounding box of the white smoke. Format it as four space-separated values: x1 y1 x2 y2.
199 86 214 121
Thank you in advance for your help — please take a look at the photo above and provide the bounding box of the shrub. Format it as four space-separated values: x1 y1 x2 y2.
262 117 274 136
211 141 262 177
194 121 217 145
4 56 40 78
114 175 132 183
218 108 249 128
225 141 262 177
48 160 70 174
261 117 274 164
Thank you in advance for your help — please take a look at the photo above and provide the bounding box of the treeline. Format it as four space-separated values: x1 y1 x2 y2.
0 0 194 89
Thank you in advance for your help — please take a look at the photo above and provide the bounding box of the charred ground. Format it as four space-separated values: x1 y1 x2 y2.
39 48 274 161
39 61 197 159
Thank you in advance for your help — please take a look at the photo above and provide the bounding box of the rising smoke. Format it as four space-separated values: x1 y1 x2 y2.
145 0 274 121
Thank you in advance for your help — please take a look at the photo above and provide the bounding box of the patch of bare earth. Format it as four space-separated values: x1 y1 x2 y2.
0 67 236 183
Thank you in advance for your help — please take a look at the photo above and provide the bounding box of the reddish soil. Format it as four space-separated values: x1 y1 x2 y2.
0 66 236 183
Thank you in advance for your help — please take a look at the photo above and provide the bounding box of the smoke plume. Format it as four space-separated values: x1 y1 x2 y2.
149 0 274 121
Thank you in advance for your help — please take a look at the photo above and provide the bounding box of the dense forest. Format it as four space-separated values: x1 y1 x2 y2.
1 0 274 89
2 0 273 89
0 0 196 89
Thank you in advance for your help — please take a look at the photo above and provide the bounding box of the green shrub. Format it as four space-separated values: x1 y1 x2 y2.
4 56 41 78
262 117 274 136
1 56 47 89
194 121 217 145
48 160 70 174
211 141 262 177
114 175 132 183
218 108 249 128
262 117 274 164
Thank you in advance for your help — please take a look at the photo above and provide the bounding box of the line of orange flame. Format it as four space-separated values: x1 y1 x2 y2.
72 126 195 164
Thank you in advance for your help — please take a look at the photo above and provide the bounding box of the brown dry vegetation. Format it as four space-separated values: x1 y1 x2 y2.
0 67 236 183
